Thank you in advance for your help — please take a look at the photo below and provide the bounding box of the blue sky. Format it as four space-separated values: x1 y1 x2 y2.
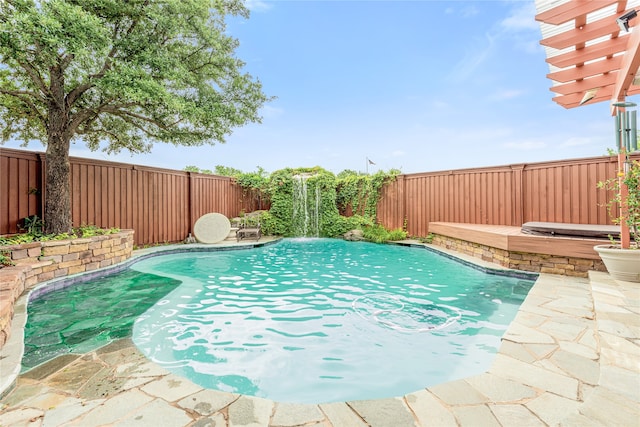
4 0 629 175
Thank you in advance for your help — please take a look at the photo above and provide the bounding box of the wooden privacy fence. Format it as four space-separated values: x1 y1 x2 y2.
377 154 640 237
0 147 257 246
2 147 638 245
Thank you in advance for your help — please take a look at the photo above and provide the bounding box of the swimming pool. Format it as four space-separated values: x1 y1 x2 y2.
23 238 535 404
130 239 534 403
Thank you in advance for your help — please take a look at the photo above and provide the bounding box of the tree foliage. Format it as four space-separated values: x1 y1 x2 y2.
184 165 213 174
0 0 271 233
598 160 640 245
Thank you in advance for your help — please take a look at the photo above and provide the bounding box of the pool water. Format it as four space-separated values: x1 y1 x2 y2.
129 239 534 403
22 270 181 370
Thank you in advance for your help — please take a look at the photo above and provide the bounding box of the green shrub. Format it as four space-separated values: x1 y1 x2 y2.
0 251 14 267
0 224 120 245
362 224 407 243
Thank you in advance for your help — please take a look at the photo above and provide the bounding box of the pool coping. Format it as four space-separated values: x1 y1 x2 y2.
1 239 639 426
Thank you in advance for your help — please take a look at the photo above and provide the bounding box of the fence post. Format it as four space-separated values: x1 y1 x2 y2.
511 164 525 225
38 152 46 223
187 171 194 235
397 175 406 232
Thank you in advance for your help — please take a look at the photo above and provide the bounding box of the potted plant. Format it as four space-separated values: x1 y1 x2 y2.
594 159 640 282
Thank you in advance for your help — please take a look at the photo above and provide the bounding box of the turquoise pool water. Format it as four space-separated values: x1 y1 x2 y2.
23 270 181 370
128 239 534 403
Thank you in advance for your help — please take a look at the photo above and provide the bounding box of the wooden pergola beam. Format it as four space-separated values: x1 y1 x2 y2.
546 37 628 68
536 0 640 110
541 17 623 50
536 0 619 25
549 73 618 95
611 21 640 105
547 56 623 83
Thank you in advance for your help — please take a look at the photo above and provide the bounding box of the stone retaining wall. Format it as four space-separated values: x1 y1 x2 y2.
0 230 134 349
431 234 607 277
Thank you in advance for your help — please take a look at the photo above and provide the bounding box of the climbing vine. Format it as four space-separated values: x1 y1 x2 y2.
185 164 404 240
185 165 271 210
335 169 401 219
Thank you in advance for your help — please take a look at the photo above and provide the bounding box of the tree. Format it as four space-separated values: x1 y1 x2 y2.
183 165 213 174
0 0 271 234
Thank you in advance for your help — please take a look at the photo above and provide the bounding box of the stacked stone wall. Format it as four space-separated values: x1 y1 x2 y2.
431 234 607 277
0 230 134 349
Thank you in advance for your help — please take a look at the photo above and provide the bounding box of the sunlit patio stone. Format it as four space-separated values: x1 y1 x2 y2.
227 395 274 427
270 402 325 426
463 373 536 402
0 241 638 425
116 398 193 426
525 392 582 426
489 353 579 400
549 350 600 385
488 404 545 427
403 390 457 426
347 398 416 427
140 373 203 403
450 405 500 427
177 389 238 416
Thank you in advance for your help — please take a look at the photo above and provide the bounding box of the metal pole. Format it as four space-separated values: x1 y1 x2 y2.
615 112 622 151
631 110 638 152
626 111 632 151
623 110 627 150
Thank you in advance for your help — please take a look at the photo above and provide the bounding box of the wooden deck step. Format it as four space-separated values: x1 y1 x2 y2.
429 222 611 260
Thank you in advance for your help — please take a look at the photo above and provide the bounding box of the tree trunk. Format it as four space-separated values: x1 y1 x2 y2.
44 66 72 235
44 133 72 235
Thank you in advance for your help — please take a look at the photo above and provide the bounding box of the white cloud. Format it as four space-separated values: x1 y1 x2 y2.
500 2 539 32
448 33 496 82
431 100 450 109
503 140 547 150
244 0 272 13
444 4 479 18
450 1 542 82
261 104 284 119
559 137 594 148
461 5 480 18
490 89 526 100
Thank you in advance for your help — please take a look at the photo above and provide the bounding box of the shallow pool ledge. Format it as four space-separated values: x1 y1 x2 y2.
0 230 136 352
1 243 639 426
0 237 281 398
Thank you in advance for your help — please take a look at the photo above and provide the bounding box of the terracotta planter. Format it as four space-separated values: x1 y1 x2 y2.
594 245 640 282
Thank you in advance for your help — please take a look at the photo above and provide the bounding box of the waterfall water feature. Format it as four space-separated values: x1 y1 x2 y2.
292 174 320 237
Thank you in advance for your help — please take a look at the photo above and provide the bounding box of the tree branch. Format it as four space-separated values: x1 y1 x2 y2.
60 53 74 71
15 58 50 98
0 88 47 125
66 0 151 109
101 105 170 129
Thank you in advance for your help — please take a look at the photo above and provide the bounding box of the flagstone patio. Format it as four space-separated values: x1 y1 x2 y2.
0 243 638 426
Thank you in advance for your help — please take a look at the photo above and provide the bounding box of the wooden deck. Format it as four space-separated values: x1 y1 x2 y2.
429 222 611 260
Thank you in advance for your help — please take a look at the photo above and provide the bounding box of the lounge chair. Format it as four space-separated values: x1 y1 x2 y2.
236 219 261 242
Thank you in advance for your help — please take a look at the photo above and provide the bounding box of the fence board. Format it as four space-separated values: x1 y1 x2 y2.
2 147 637 245
0 149 41 234
377 155 638 238
0 148 256 245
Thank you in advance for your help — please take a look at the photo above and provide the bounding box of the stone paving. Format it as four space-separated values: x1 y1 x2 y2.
0 243 639 426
